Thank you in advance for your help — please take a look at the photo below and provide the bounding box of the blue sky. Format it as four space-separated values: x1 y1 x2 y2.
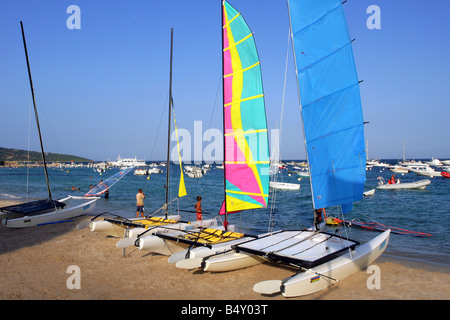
1 0 449 161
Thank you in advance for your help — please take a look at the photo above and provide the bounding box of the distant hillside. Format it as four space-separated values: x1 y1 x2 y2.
0 147 92 163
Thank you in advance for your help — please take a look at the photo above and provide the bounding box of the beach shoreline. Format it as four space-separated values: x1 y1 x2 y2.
0 199 448 300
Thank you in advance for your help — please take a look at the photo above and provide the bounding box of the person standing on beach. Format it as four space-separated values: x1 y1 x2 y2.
194 196 202 221
136 189 145 218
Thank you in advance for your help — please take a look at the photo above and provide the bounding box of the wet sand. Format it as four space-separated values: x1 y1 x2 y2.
0 199 448 301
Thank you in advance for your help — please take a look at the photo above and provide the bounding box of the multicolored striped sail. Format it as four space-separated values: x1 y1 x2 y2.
288 0 366 213
222 1 270 213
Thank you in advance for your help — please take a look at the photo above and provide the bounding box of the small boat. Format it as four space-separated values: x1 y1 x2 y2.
134 168 150 175
295 169 310 178
270 181 300 190
363 188 375 196
441 171 450 178
408 166 441 177
426 158 443 166
2 196 99 228
376 176 430 190
388 165 409 174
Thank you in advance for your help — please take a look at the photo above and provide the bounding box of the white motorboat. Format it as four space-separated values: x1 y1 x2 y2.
376 176 431 190
107 155 146 168
426 158 443 166
269 181 300 190
388 165 409 174
409 166 442 177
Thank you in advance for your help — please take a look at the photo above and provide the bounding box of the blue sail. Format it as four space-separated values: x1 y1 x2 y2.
288 0 366 213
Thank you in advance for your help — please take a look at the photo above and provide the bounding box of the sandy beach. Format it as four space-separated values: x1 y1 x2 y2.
0 199 448 301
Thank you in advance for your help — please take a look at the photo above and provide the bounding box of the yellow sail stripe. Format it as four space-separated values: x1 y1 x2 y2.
225 161 270 164
224 128 267 136
224 61 260 78
222 11 240 29
226 189 269 198
224 94 264 107
223 33 253 52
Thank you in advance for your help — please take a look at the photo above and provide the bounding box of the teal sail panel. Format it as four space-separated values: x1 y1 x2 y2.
288 0 366 213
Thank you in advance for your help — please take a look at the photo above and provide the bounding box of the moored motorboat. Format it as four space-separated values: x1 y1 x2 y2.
376 177 431 190
269 181 300 190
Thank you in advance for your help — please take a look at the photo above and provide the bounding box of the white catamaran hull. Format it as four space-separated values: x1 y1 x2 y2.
172 236 260 269
202 250 267 272
1 196 99 228
136 219 220 255
254 230 390 297
89 214 181 237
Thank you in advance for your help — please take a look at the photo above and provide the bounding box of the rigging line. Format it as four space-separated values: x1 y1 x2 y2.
207 74 222 131
289 235 333 256
279 25 290 154
268 27 291 234
352 207 385 226
34 90 62 155
258 230 305 251
149 90 169 163
272 232 328 254
26 101 32 200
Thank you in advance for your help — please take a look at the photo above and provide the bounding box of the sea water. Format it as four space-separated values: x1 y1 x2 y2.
0 160 448 268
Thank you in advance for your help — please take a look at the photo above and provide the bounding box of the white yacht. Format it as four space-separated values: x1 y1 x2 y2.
107 155 146 168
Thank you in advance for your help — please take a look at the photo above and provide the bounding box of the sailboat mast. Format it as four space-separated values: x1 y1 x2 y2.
165 28 174 218
20 21 53 201
221 0 229 228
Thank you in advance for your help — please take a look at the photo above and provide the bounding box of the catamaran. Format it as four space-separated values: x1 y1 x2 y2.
79 29 217 238
1 22 99 228
119 0 271 258
176 0 391 298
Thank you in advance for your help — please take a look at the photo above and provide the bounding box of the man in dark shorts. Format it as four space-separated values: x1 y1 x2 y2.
136 188 145 218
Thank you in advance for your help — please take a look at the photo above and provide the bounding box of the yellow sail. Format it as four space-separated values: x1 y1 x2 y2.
172 105 187 198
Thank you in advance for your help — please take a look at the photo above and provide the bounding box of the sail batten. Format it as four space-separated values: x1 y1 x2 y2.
289 0 366 213
222 1 269 214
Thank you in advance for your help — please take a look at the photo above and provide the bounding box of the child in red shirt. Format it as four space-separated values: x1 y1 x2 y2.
194 196 202 221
